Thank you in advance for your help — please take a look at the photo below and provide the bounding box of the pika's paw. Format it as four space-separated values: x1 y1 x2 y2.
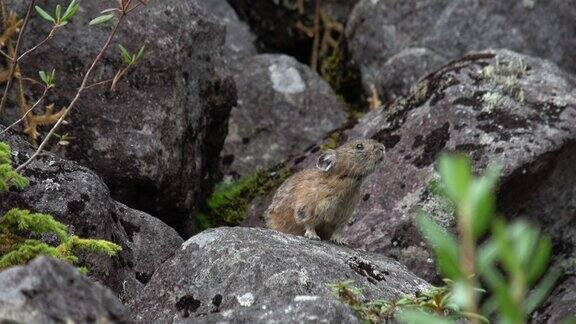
304 232 320 240
330 235 347 245
330 238 347 246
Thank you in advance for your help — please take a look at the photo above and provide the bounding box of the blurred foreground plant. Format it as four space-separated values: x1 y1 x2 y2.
408 154 560 324
332 154 561 324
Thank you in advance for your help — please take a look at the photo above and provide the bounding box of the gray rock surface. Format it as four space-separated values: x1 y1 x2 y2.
346 0 576 99
0 127 182 302
0 257 129 324
243 50 576 282
193 0 257 66
128 227 429 323
222 54 347 176
533 276 576 324
4 0 237 233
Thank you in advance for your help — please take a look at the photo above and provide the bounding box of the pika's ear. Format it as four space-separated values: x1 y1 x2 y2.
316 149 336 172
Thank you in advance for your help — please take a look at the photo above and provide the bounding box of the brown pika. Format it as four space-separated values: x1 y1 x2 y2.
265 138 385 244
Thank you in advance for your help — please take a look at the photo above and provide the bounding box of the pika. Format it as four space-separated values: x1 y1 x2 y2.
265 138 385 244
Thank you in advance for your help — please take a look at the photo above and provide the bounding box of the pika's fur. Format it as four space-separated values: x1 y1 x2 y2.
265 139 385 244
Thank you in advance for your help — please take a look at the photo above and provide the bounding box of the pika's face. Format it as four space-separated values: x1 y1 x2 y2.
316 138 385 178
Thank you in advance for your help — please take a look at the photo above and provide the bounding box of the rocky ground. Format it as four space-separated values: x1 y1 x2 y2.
1 0 575 323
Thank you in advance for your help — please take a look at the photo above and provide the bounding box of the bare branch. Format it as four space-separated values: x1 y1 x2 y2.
0 0 36 116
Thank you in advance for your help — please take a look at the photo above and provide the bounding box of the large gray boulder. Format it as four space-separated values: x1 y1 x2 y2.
128 227 429 323
222 54 348 177
4 0 237 234
0 257 129 324
0 127 183 302
243 49 576 282
346 0 576 100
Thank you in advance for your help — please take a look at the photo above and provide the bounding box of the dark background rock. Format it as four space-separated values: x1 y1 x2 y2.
0 127 182 303
222 54 347 177
532 276 576 324
346 0 576 100
193 0 257 67
128 227 429 323
0 257 129 324
227 0 359 61
3 0 237 235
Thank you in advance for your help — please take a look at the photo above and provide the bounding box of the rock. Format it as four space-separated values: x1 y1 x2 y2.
0 257 129 323
343 49 576 281
346 0 576 99
0 127 182 302
128 227 429 323
222 54 348 177
533 276 576 324
242 49 576 282
3 0 237 233
228 0 358 56
193 0 257 66
116 205 183 286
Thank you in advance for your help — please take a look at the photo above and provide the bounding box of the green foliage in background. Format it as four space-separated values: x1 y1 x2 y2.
333 154 561 324
0 141 121 272
195 167 292 232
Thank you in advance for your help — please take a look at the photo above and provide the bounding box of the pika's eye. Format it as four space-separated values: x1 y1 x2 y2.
355 143 364 150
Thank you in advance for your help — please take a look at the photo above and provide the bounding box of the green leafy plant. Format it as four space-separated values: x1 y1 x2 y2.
329 279 470 323
410 154 560 324
0 0 147 166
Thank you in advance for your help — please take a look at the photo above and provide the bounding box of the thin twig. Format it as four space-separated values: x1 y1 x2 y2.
17 27 58 61
0 85 49 136
85 78 113 90
309 0 321 71
17 14 128 172
0 48 12 60
0 0 36 116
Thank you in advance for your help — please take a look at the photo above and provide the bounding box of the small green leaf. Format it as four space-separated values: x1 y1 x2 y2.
118 44 132 65
438 154 472 204
463 164 500 237
35 6 55 23
525 267 562 313
416 213 461 279
89 14 115 26
55 4 62 21
527 235 552 284
62 0 80 21
39 71 48 84
135 45 145 62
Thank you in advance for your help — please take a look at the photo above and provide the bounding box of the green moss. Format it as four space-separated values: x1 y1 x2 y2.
195 166 293 232
0 142 29 192
0 208 122 272
329 280 468 323
320 130 345 151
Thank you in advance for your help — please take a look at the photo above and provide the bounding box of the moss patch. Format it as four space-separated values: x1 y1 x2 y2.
195 166 293 232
